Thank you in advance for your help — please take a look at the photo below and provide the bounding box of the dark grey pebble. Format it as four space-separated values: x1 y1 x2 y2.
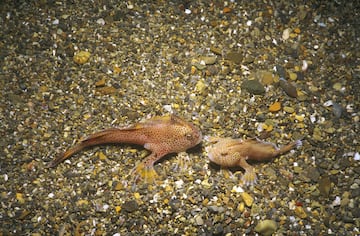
332 102 342 118
241 79 265 95
306 166 320 182
279 78 297 98
122 200 138 213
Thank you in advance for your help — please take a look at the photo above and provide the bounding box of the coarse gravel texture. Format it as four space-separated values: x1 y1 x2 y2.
1 0 359 235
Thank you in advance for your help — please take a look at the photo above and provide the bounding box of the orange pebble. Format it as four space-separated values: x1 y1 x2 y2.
269 102 281 112
223 7 232 13
294 27 301 34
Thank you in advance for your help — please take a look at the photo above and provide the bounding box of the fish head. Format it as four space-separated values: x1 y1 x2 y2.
171 115 202 150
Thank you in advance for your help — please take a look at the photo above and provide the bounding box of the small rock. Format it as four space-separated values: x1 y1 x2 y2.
195 79 206 93
212 224 224 235
73 51 91 65
122 200 138 213
279 78 298 98
257 70 274 85
242 79 265 95
269 102 281 112
254 219 277 236
283 106 295 113
282 28 290 41
289 72 297 80
318 176 331 197
241 192 254 207
295 114 305 122
199 56 217 65
194 214 204 225
225 52 243 64
332 102 343 118
332 82 342 91
95 86 117 95
306 166 320 182
210 46 222 55
275 65 286 78
169 199 181 211
294 206 307 219
95 78 106 87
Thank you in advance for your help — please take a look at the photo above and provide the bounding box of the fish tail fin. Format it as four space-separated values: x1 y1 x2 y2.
46 129 121 168
278 140 302 155
46 142 87 168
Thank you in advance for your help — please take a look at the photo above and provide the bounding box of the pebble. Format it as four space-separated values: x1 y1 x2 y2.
73 51 91 65
16 193 25 204
241 79 265 95
305 166 320 182
194 214 204 225
318 176 331 197
283 106 295 113
254 220 277 236
289 72 298 80
95 86 117 95
332 82 342 91
282 28 290 41
279 78 298 98
294 206 307 218
332 102 343 118
257 70 274 85
275 65 286 78
295 114 305 122
199 56 217 65
269 102 281 112
241 192 254 207
195 79 206 93
210 46 222 55
122 200 138 213
223 7 232 13
225 52 243 64
95 78 106 87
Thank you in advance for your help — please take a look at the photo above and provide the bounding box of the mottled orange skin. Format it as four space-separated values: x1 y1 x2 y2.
47 115 202 182
207 137 301 185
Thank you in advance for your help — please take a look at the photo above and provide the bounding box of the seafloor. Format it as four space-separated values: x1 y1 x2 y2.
1 0 359 235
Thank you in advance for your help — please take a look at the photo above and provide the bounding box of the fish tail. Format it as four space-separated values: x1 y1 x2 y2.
46 128 127 168
278 140 302 155
46 142 87 168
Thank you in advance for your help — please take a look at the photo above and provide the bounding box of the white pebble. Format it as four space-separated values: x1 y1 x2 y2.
4 174 8 182
52 18 59 25
282 28 290 41
175 179 184 188
332 196 341 207
102 204 109 210
323 100 333 107
257 123 264 132
310 114 316 123
184 9 191 14
96 18 105 25
302 60 308 71
231 185 244 193
163 104 173 113
354 152 360 161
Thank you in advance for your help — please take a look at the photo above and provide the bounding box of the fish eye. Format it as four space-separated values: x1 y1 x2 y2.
185 133 193 140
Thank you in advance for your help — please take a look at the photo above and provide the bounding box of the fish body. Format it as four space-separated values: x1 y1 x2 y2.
47 115 202 182
207 137 301 185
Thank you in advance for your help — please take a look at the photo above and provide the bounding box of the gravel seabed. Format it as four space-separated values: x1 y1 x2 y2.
1 1 359 235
